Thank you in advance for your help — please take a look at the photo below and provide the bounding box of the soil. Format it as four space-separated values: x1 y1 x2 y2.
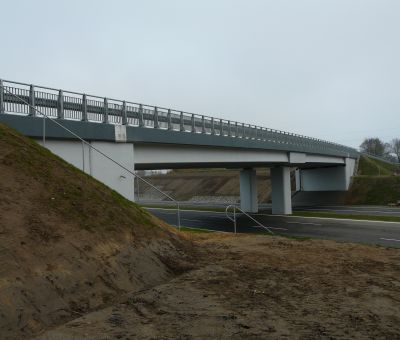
38 234 400 340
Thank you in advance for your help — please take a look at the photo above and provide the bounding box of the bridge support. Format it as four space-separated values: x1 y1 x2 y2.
240 168 258 213
296 158 356 191
36 139 136 201
271 166 292 215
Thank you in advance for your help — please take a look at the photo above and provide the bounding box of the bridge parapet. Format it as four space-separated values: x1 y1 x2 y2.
0 79 358 158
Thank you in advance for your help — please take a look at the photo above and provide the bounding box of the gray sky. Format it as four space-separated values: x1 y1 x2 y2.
1 0 399 148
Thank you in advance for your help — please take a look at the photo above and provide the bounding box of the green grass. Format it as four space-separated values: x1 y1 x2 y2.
346 176 400 205
294 211 400 223
140 203 227 212
178 226 214 233
358 155 399 176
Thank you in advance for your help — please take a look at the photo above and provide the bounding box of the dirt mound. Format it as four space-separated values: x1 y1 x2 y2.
0 124 191 339
39 234 400 339
137 169 272 203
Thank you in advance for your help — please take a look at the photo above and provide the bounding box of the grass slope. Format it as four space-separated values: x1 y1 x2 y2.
346 176 400 205
357 154 398 176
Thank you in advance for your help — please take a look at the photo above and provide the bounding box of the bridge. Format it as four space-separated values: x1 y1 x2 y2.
0 79 358 214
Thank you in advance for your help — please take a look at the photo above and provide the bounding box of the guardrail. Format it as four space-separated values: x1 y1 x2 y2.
0 79 358 158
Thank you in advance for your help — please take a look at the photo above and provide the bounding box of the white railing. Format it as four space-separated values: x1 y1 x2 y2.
0 79 359 158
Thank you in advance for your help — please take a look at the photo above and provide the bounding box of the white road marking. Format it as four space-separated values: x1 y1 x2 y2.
285 221 322 226
251 225 288 231
380 238 400 242
182 218 208 222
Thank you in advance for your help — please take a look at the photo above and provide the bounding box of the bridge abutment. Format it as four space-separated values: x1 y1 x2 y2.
271 166 292 215
36 139 136 202
240 168 258 213
296 158 356 191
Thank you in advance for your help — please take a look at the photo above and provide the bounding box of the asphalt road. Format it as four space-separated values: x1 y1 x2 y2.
139 200 400 217
146 207 400 248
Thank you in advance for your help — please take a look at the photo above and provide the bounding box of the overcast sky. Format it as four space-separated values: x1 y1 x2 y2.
1 0 399 148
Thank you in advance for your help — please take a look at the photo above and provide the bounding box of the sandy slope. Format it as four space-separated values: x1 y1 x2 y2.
39 234 400 339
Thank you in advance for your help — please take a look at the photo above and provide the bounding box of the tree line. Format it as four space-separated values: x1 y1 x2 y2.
360 138 400 163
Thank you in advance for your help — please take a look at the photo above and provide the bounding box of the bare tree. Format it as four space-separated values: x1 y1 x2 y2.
360 138 387 157
390 138 400 163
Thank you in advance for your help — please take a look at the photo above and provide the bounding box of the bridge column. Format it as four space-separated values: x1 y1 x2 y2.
240 168 258 213
271 166 292 215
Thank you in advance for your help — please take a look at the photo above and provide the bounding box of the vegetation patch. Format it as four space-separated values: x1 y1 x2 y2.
179 226 214 233
357 155 399 176
346 176 400 205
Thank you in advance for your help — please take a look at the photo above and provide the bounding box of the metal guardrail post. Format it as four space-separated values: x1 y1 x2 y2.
242 123 246 138
0 79 4 114
154 106 159 128
82 94 88 121
167 109 172 130
138 104 144 127
255 126 258 140
57 90 64 119
191 114 195 133
103 98 109 123
122 101 127 125
201 115 206 134
180 111 185 131
228 121 231 136
220 118 223 136
29 85 36 116
211 117 215 135
235 122 238 137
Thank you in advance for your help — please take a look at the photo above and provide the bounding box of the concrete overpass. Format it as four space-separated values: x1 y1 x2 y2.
0 79 358 214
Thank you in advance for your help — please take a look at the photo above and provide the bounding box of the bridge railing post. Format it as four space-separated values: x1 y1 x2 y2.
211 117 215 135
167 109 172 130
180 112 185 131
191 114 195 133
29 85 36 116
81 94 88 121
57 90 64 119
0 79 4 114
122 101 127 125
220 118 223 136
228 121 231 137
201 115 206 134
103 98 109 123
154 106 159 128
138 104 144 127
242 123 245 138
